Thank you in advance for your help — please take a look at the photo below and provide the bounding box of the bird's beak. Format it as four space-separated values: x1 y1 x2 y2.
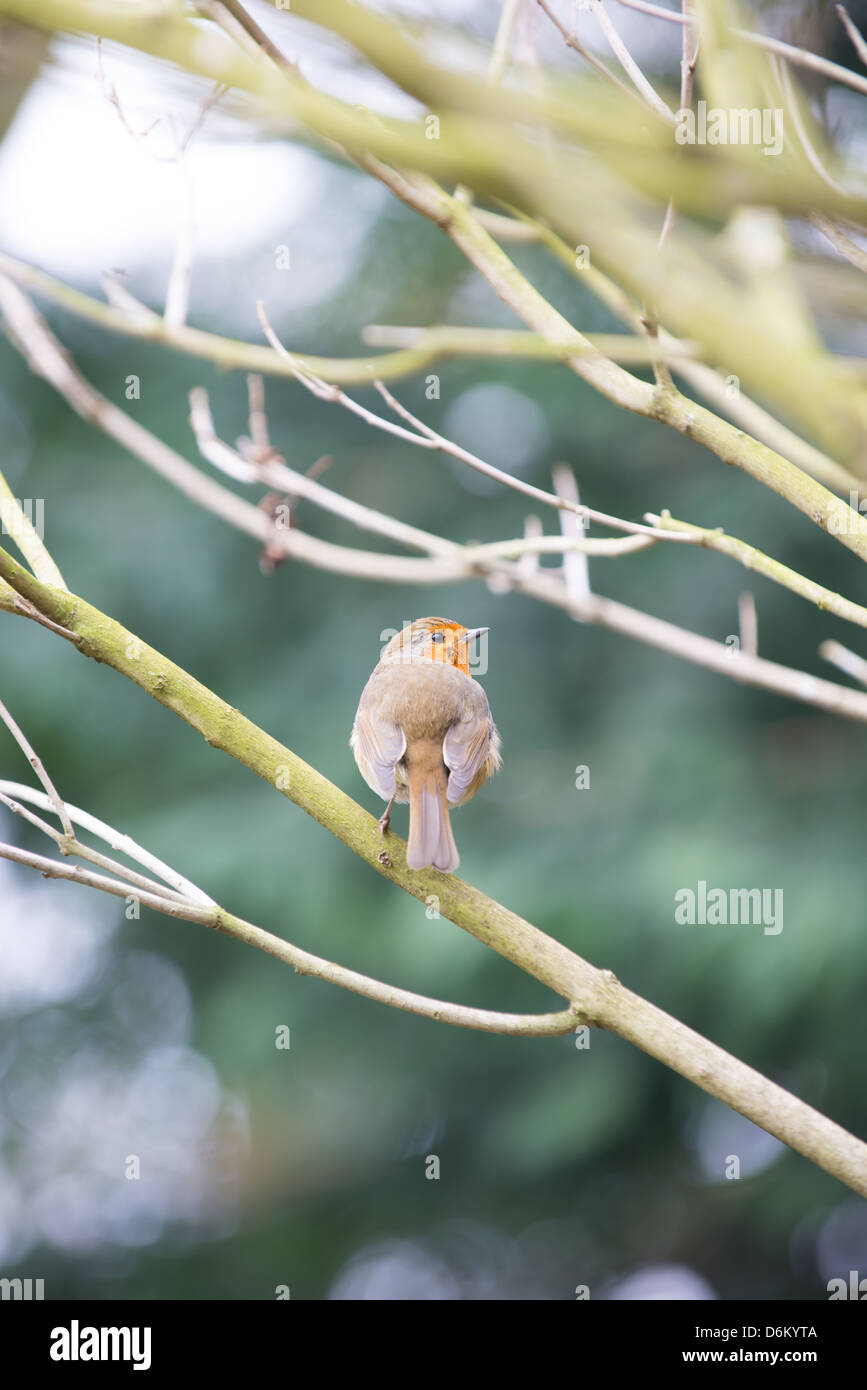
462 627 489 645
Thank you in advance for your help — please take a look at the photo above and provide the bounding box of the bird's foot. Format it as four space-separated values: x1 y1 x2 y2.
378 796 395 838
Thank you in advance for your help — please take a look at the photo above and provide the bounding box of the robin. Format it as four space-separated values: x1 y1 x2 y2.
350 617 502 872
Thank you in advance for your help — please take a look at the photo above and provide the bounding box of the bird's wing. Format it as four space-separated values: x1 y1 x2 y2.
442 687 496 805
350 703 406 800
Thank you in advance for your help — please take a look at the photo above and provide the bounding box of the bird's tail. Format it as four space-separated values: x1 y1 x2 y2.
407 766 459 872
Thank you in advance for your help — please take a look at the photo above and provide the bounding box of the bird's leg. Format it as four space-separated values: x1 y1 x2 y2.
379 796 395 837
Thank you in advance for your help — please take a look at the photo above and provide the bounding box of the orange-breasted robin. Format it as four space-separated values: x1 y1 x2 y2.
350 617 502 872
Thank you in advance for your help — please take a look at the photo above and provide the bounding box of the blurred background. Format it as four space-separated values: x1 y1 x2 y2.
0 0 866 1300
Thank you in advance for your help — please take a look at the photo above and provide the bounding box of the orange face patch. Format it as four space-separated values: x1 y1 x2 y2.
420 621 471 673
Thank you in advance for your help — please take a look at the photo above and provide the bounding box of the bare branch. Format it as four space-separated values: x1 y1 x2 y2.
646 511 867 631
809 212 867 276
552 463 591 601
0 581 79 640
819 639 867 687
517 514 543 579
258 300 695 541
0 780 215 905
164 162 196 329
776 56 847 195
197 0 297 74
535 0 639 99
535 223 867 499
488 0 524 87
738 591 758 657
616 0 690 22
188 383 459 556
9 265 867 725
617 0 867 99
657 0 698 249
837 3 867 67
0 272 277 548
0 756 584 1038
0 466 66 589
738 24 867 100
362 322 701 365
0 696 73 840
589 0 677 122
245 372 272 455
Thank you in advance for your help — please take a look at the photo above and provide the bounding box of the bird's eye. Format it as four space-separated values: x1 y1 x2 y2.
431 631 445 644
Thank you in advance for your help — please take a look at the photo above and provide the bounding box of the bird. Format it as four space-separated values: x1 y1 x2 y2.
350 617 502 872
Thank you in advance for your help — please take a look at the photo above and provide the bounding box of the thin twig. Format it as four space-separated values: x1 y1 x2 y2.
246 372 271 454
0 467 66 589
518 515 544 579
738 591 758 657
552 463 591 601
589 0 677 122
0 697 74 840
101 271 155 319
189 387 258 483
737 24 867 99
0 790 197 906
0 780 215 905
535 0 638 100
258 299 696 542
95 42 224 328
188 384 457 555
0 272 278 549
488 0 524 87
362 322 700 364
837 4 867 67
198 0 298 74
4 248 854 502
658 0 697 249
203 318 867 635
0 790 58 839
645 512 867 631
616 0 690 21
533 221 867 499
819 640 867 688
616 0 867 99
94 38 163 149
0 583 79 641
164 83 226 325
468 206 544 241
0 841 580 1038
164 159 197 329
809 212 867 276
775 56 847 195
371 373 681 539
0 841 183 907
8 242 867 710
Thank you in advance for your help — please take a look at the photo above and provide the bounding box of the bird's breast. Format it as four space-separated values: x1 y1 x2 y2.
362 661 485 741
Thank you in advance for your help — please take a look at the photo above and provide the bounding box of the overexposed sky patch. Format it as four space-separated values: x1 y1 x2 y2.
0 0 676 290
0 59 321 284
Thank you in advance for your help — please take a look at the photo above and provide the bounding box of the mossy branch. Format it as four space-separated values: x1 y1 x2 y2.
1 541 866 1197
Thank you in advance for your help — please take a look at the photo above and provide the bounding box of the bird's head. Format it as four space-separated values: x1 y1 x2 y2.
381 617 489 674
